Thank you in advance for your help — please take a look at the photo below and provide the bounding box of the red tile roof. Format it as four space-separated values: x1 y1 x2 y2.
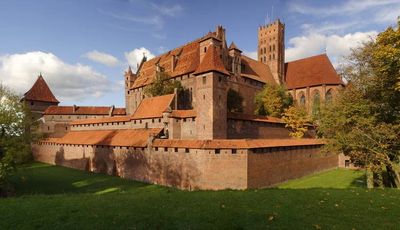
227 112 284 124
41 129 162 147
131 36 203 89
193 45 229 75
285 54 344 89
132 94 175 119
241 55 276 85
153 138 325 149
170 109 196 118
44 106 126 115
22 75 59 103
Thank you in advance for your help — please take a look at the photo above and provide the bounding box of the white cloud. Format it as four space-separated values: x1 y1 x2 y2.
289 0 399 17
285 31 378 67
150 3 183 17
0 51 112 102
243 50 257 60
84 50 119 67
99 9 164 30
124 47 155 71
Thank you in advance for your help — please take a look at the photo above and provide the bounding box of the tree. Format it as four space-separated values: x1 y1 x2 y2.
254 84 293 117
143 71 183 97
282 106 311 138
318 21 400 188
227 89 243 113
0 84 37 195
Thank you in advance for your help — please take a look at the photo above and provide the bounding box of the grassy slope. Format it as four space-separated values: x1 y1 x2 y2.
0 163 399 230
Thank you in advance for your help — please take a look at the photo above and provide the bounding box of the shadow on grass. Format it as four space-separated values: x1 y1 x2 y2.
9 162 155 196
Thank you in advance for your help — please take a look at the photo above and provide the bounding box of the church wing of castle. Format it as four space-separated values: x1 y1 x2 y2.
27 20 345 190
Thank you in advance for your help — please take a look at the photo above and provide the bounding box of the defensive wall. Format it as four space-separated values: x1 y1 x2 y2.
32 136 338 190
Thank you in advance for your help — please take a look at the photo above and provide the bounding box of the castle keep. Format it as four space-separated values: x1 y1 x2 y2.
29 20 344 190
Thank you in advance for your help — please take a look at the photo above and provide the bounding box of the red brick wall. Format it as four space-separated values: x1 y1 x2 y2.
32 142 337 190
247 145 338 188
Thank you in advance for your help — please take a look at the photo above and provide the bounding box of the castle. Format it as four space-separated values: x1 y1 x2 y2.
26 20 346 190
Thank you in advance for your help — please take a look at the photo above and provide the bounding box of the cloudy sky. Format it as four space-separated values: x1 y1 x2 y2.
0 0 398 106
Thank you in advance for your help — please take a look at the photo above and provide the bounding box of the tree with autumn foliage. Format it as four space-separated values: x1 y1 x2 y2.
318 20 400 188
282 106 311 139
254 84 293 117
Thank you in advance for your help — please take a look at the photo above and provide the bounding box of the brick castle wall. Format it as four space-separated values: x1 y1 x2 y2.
32 142 338 190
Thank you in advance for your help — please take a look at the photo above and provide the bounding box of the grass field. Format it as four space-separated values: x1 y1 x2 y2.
0 163 399 229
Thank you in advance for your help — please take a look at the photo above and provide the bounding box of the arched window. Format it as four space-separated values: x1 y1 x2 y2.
325 89 333 103
312 90 321 117
299 93 306 106
260 48 263 54
263 47 266 54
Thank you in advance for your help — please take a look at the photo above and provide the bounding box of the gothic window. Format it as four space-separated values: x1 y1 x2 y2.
312 90 321 117
299 94 306 106
325 89 333 103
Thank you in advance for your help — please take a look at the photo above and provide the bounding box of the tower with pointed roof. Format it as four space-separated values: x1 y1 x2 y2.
193 44 229 139
124 66 137 114
21 74 59 120
258 19 285 84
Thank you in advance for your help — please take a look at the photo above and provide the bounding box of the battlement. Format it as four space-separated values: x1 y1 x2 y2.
258 19 285 31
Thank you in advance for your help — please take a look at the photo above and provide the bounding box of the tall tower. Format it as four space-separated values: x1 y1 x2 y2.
258 19 285 84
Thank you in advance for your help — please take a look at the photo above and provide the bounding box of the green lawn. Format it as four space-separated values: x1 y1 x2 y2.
1 163 399 230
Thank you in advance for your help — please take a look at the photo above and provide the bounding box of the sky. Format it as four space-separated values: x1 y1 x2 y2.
0 0 399 107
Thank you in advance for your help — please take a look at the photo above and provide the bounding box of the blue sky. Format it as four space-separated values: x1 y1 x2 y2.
0 0 399 107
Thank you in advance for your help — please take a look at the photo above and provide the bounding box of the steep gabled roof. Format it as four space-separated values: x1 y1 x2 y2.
241 55 276 85
193 45 229 75
284 54 344 89
23 75 59 103
132 94 175 119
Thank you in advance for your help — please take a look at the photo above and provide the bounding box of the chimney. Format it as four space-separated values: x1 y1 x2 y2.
109 105 115 117
171 55 177 71
73 104 77 113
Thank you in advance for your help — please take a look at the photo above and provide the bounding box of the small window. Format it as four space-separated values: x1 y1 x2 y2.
185 148 189 153
65 127 68 131
203 95 205 100
204 47 207 53
47 126 50 131
158 118 161 123
152 119 154 123
183 118 186 122
202 76 206 84
174 148 178 152
215 149 220 154
30 101 34 105
219 76 222 82
232 149 237 154
164 147 168 152
155 147 158 151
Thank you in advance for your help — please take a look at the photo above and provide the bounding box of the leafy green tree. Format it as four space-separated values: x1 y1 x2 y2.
144 71 183 97
1 84 37 195
318 21 400 188
282 106 311 139
254 84 293 117
227 89 243 113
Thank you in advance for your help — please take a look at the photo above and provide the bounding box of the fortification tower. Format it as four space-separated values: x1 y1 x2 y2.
258 19 285 84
